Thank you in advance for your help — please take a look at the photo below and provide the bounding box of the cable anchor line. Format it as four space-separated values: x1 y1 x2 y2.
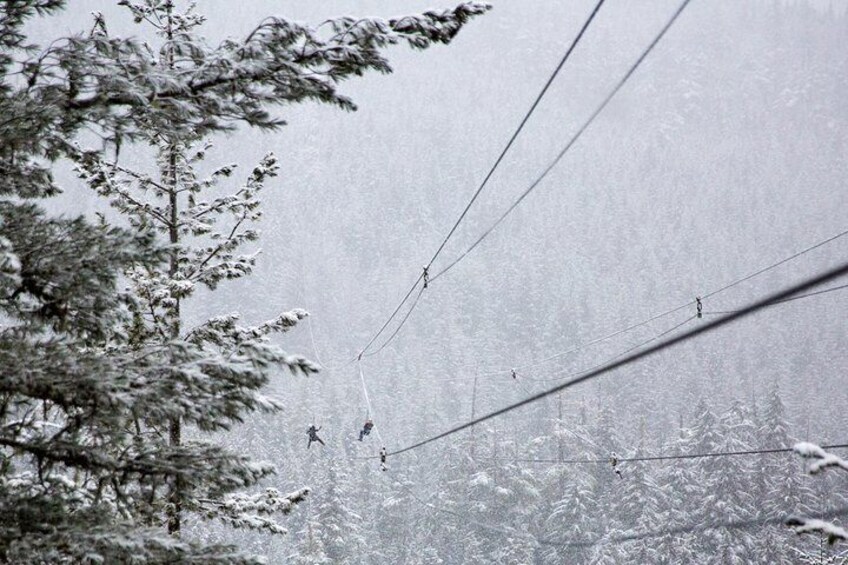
423 0 608 273
696 296 703 319
481 443 848 466
349 0 609 361
430 0 693 282
466 225 848 380
381 260 848 458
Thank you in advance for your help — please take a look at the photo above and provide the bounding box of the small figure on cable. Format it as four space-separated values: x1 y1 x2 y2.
380 446 388 472
610 452 623 479
359 418 374 441
511 368 517 380
307 424 325 448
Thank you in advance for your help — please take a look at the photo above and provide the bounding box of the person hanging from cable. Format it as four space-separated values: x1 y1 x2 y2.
307 424 325 448
359 418 374 441
380 446 388 471
511 368 517 380
610 452 623 479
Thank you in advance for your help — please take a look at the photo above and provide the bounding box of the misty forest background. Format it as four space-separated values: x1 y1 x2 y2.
31 0 848 562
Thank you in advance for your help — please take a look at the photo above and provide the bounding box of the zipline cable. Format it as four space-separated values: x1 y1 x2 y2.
702 229 848 300
354 0 608 359
430 0 693 282
423 0 608 274
480 443 848 465
381 259 848 458
366 445 848 548
704 282 848 316
356 274 424 359
521 313 697 383
363 285 426 358
473 225 848 379
345 0 844 361
539 505 848 547
372 448 848 549
342 255 848 391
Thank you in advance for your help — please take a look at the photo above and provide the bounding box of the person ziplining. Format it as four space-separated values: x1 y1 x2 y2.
307 424 325 448
359 418 374 441
610 452 623 479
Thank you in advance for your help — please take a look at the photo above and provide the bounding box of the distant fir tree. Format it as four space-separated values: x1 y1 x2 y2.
541 474 596 564
755 383 816 563
458 440 539 563
433 434 488 564
309 462 367 565
609 459 671 563
710 400 758 558
0 0 489 561
289 519 332 565
538 407 597 563
586 406 624 537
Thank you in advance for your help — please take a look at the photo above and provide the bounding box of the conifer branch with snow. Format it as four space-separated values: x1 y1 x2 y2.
788 442 848 548
794 442 848 475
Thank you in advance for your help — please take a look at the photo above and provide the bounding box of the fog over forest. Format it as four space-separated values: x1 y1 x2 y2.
6 0 848 563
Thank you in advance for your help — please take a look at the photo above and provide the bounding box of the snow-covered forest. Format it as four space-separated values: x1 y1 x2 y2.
2 0 848 563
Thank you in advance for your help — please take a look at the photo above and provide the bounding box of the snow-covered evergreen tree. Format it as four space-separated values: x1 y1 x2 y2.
310 462 368 564
537 408 598 563
610 459 671 562
290 519 332 565
754 384 816 562
75 117 317 538
707 401 758 562
541 471 596 563
0 0 488 561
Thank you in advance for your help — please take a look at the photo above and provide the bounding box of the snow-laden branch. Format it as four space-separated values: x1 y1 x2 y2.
788 443 848 547
787 517 848 545
197 487 310 535
794 442 848 474
32 2 491 137
185 309 311 347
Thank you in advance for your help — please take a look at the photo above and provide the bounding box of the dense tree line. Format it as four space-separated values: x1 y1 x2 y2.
232 386 848 563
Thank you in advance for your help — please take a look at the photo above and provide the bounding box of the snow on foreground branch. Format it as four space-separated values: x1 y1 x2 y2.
786 443 848 546
786 517 848 546
794 442 848 474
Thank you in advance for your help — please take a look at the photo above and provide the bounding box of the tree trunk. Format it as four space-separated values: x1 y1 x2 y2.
166 143 182 536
